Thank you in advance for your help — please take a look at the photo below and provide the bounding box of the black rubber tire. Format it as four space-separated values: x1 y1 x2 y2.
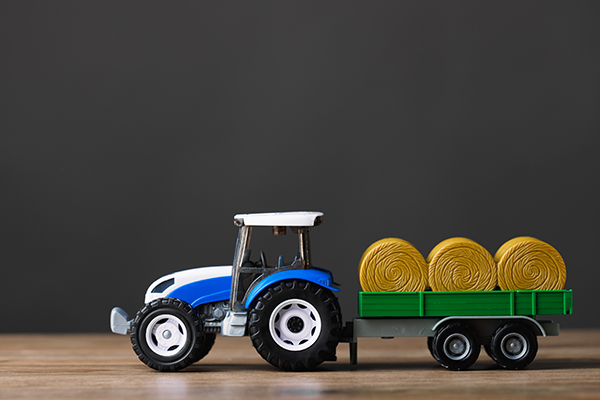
432 322 481 370
248 279 342 371
192 333 216 363
130 298 205 372
427 337 438 361
489 322 538 369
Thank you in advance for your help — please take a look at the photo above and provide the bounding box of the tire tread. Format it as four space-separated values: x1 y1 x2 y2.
130 298 205 372
249 280 341 371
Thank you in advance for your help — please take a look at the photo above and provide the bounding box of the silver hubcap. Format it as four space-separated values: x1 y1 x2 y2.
269 299 322 352
444 333 471 360
145 314 188 357
501 333 527 360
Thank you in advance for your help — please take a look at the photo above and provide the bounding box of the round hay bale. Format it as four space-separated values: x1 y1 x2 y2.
427 237 496 291
495 237 566 291
359 238 427 292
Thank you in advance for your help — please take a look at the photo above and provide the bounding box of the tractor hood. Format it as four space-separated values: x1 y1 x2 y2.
144 265 233 305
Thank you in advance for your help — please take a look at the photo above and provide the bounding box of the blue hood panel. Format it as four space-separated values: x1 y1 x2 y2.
167 275 232 308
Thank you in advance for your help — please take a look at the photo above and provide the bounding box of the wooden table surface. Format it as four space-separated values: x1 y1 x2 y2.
1 330 599 399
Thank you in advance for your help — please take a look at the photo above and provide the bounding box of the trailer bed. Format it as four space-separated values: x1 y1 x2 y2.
358 289 573 317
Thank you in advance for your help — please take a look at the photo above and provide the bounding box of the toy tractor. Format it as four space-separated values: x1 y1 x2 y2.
110 211 342 371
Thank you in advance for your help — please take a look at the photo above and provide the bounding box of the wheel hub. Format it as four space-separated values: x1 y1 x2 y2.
449 339 466 355
269 298 322 352
501 333 527 359
145 314 188 357
444 333 470 361
287 316 304 333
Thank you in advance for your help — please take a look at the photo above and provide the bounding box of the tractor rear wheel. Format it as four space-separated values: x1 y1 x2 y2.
248 279 342 371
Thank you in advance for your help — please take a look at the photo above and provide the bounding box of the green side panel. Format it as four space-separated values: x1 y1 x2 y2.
514 291 534 315
358 290 573 318
530 290 573 315
422 292 509 316
358 292 421 317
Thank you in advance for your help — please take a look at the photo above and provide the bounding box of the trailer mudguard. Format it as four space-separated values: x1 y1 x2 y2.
167 276 232 308
244 268 340 309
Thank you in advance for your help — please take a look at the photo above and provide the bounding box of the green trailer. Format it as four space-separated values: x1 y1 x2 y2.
341 289 573 370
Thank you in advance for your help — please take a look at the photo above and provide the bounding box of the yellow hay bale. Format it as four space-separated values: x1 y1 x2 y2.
359 238 427 292
495 237 566 291
427 237 496 291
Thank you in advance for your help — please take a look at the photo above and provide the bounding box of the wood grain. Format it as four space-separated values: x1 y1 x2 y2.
1 330 599 399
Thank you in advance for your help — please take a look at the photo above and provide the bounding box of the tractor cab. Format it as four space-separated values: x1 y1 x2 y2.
229 211 323 311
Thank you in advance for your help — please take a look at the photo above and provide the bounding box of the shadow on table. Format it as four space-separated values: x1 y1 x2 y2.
528 357 600 370
182 356 600 373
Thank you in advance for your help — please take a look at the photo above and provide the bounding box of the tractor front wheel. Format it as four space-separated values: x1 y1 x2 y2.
130 298 205 371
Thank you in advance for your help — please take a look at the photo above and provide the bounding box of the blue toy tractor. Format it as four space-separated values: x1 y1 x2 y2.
110 212 342 371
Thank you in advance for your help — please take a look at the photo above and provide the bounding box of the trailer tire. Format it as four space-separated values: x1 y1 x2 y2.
489 322 538 369
432 322 480 370
427 337 438 361
248 279 342 371
131 298 205 372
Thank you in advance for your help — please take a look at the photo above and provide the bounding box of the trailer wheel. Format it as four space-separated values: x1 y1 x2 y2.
248 279 342 371
432 322 480 370
131 298 205 371
489 322 538 369
427 337 438 361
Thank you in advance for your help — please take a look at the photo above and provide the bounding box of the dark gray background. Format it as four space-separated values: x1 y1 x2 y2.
1 1 598 332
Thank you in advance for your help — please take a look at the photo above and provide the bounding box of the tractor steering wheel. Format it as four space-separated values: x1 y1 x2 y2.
260 251 268 268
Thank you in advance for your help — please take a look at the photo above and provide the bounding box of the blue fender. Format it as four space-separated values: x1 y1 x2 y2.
166 276 232 308
244 268 340 309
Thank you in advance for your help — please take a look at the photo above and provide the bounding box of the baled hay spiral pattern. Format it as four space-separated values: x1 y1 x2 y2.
427 237 497 292
495 237 566 291
359 238 427 292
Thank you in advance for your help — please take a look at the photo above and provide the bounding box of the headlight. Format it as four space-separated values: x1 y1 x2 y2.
151 278 174 293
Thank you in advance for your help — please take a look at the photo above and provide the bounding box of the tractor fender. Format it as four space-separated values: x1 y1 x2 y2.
244 268 340 309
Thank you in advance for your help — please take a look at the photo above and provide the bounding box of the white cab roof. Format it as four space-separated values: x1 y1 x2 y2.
234 211 323 227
